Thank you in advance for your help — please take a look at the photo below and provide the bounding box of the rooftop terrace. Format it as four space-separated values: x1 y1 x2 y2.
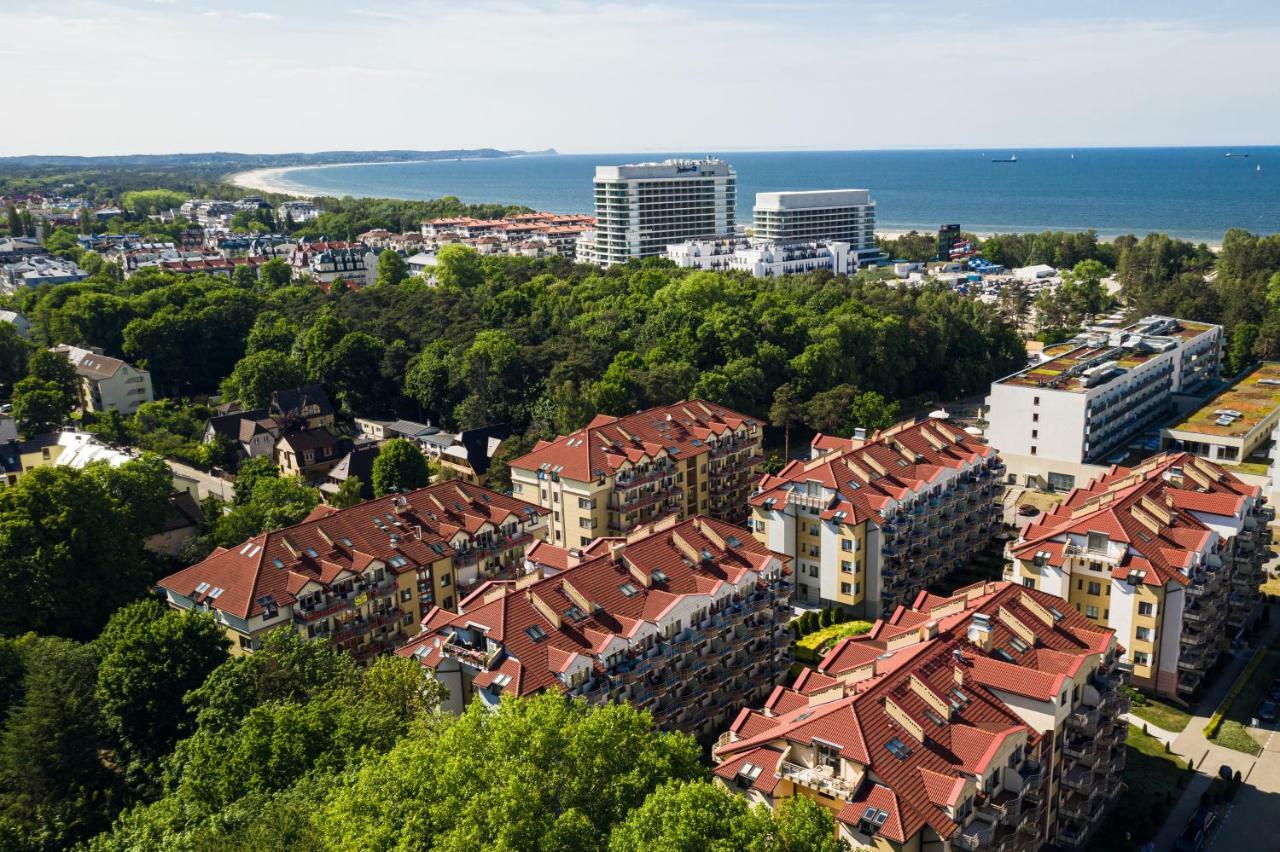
1167 361 1280 439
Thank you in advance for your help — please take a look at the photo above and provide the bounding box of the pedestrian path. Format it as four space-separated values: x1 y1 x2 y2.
1125 713 1179 747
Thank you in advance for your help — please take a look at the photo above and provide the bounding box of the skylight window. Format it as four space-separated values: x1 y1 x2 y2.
303 547 318 558
619 583 639 597
1009 636 1030 654
492 673 512 688
993 648 1015 663
525 625 548 642
885 737 912 760
340 537 353 547
272 558 285 569
564 605 586 622
195 581 210 594
922 707 946 727
651 569 669 584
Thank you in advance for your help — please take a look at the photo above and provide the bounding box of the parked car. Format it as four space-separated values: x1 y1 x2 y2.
1258 700 1278 723
1172 805 1218 852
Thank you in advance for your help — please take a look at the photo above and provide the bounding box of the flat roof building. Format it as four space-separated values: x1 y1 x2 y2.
752 189 875 248
984 316 1222 492
1161 361 1280 468
577 158 736 266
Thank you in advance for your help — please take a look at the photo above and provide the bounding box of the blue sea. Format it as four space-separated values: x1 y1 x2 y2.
264 148 1280 242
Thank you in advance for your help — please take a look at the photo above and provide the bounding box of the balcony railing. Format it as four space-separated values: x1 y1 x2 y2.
777 761 858 800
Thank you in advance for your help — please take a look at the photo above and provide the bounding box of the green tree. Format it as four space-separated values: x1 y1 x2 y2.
609 780 746 852
11 378 69 436
371 438 431 496
770 382 804 460
258 257 293 289
317 694 702 851
434 244 485 290
209 474 320 548
1227 321 1259 376
403 341 455 422
848 389 900 434
93 599 229 785
232 264 258 289
376 250 408 287
233 456 279 505
26 348 79 399
4 205 19 238
220 349 307 409
328 474 366 508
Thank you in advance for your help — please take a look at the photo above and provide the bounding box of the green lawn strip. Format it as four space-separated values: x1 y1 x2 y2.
792 621 873 664
1205 649 1280 755
1091 727 1189 851
1127 692 1193 733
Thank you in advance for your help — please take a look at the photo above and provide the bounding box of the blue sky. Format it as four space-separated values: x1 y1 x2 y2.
1 0 1277 155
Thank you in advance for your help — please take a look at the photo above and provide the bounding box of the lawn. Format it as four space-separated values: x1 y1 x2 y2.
1206 649 1280 756
1128 692 1193 733
1091 727 1189 850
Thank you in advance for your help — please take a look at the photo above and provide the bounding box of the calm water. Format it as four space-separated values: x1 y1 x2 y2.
269 148 1280 241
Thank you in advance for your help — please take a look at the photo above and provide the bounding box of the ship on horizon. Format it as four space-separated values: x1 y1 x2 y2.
991 154 1018 163
1226 152 1250 158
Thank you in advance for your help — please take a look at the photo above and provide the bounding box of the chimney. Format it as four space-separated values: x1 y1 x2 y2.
967 612 994 651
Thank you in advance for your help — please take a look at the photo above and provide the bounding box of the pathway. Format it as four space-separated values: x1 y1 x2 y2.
1151 612 1280 850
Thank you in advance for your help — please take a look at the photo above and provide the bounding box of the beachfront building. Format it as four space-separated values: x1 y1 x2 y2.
509 400 763 546
287 239 376 288
156 481 550 657
576 158 736 266
1006 453 1271 698
713 580 1127 852
1161 361 1280 469
752 189 877 250
984 316 1223 491
398 514 792 736
749 418 1004 616
668 237 865 278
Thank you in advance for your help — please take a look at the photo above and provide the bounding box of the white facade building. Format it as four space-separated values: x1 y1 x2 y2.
984 316 1222 491
752 189 876 249
668 238 859 278
277 200 321 223
577 158 735 266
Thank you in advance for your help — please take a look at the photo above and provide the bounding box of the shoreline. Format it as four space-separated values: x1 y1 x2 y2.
229 165 1233 248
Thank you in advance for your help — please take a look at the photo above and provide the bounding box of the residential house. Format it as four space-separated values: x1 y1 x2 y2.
714 581 1127 852
321 442 380 502
157 481 549 656
275 428 350 481
399 513 793 735
750 418 1004 616
53 344 155 416
1006 452 1271 698
509 400 763 547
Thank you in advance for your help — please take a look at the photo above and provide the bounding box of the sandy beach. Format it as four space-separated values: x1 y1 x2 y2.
228 165 319 197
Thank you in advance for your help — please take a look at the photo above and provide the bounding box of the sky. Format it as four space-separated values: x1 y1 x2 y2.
1 0 1278 156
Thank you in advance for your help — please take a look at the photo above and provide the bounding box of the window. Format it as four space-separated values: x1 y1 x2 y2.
1133 651 1150 666
1087 532 1108 554
1033 396 1040 405
1136 627 1151 641
1077 579 1083 590
1032 429 1038 439
841 539 853 552
442 596 454 610
440 574 451 586
841 582 852 595
1023 577 1035 589
841 560 853 574
1032 412 1039 422
1087 582 1101 596
1139 602 1154 616
1030 446 1037 456
808 565 818 578
1086 605 1099 619
400 589 412 602
885 737 912 760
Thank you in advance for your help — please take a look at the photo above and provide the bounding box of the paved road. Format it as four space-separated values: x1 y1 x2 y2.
1151 610 1280 851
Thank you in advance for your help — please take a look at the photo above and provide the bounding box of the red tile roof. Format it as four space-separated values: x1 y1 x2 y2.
158 481 547 619
1012 452 1259 587
752 418 997 525
399 515 785 699
717 582 1118 844
510 399 759 483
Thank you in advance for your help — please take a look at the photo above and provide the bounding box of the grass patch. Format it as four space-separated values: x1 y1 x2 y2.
1127 691 1193 733
1091 727 1189 851
1206 648 1280 756
793 620 872 664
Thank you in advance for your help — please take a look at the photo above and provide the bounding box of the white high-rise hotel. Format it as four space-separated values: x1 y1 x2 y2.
576 158 736 266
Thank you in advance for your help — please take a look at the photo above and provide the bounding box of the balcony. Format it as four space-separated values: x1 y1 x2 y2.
777 761 858 800
1065 706 1101 735
1061 766 1094 793
953 816 997 850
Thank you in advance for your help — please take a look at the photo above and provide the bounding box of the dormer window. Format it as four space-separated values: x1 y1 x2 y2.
1087 532 1108 554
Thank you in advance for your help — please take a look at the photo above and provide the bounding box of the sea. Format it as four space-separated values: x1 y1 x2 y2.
262 148 1280 242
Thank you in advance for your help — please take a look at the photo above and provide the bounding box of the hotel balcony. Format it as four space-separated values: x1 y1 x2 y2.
1058 791 1097 822
1062 737 1099 767
1061 765 1094 794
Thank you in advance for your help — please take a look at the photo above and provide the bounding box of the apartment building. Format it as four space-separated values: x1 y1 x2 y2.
667 237 863 278
287 240 376 288
750 418 1004 617
576 158 736 266
278 199 321 223
1161 360 1280 467
399 514 792 736
509 400 763 546
53 344 155 416
157 481 549 656
1006 453 1271 698
984 315 1222 491
714 580 1126 851
753 190 878 252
